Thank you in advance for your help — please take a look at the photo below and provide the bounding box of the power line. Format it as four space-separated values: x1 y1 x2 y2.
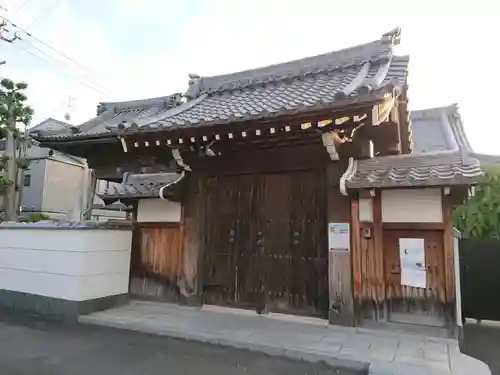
1 15 111 89
17 42 112 96
12 0 31 16
20 38 114 95
25 0 63 29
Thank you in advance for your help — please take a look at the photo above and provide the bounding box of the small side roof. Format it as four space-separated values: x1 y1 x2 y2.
28 117 72 133
345 104 484 189
98 172 185 204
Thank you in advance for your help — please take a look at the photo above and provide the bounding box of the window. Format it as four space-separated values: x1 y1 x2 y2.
0 140 5 151
23 174 31 187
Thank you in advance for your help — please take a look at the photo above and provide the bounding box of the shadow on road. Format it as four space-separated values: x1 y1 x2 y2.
461 322 500 375
0 314 365 375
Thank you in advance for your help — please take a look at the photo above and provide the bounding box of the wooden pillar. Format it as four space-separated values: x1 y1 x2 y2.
351 199 362 309
372 192 386 306
327 164 354 326
442 193 455 303
179 173 206 305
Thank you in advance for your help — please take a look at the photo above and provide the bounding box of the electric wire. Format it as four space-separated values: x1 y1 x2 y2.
0 15 115 95
17 41 112 96
25 0 63 29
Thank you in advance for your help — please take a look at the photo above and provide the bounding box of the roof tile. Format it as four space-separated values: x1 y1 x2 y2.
98 173 184 202
346 105 485 189
36 29 408 141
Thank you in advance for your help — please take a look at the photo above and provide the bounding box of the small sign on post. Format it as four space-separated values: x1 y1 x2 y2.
328 223 350 252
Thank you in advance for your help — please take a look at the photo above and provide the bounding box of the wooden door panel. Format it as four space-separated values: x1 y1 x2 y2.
130 225 181 300
261 173 292 313
203 169 328 317
264 170 328 317
383 230 446 326
234 174 263 309
203 175 240 306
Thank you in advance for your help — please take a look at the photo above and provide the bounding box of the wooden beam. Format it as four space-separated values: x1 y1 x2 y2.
382 222 445 231
398 83 411 154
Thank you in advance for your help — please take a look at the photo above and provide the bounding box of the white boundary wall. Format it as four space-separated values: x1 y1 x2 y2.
0 227 132 302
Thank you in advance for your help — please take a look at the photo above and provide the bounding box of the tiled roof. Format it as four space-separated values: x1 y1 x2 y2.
36 28 408 141
32 94 183 140
98 172 184 203
345 105 485 189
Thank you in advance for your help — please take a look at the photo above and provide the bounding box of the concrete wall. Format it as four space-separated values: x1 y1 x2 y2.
381 188 443 223
41 159 86 217
0 228 132 302
137 199 181 223
20 159 47 212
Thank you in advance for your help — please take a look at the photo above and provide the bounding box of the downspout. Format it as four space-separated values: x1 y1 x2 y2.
159 148 191 201
339 157 358 196
159 171 186 201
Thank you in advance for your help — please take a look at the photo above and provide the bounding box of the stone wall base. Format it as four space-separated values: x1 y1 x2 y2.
0 290 128 322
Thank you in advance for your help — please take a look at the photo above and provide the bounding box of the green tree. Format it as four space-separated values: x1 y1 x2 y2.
453 166 500 238
0 78 34 221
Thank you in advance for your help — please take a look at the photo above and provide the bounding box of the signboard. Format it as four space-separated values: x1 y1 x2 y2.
399 238 426 288
328 223 350 252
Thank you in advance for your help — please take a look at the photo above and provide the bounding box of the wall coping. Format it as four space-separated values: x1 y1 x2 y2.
0 220 133 230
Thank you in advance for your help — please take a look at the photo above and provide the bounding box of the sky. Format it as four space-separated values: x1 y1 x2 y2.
0 0 497 153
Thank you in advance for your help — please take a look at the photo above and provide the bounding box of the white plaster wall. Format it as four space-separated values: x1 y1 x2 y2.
381 188 443 223
0 229 132 301
137 198 181 223
359 198 373 222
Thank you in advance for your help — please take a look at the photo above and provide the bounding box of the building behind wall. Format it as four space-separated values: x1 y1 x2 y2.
0 118 126 221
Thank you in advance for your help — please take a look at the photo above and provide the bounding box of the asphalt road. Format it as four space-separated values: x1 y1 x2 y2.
0 315 363 375
461 322 500 375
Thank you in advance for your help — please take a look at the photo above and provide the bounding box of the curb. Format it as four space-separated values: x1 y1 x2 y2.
79 316 370 373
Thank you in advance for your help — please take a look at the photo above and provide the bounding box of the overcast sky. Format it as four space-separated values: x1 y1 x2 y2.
0 0 496 153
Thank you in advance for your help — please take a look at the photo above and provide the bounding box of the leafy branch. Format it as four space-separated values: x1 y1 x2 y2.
0 77 35 221
453 166 500 238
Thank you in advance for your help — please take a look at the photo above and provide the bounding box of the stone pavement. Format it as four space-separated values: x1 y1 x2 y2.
80 300 491 375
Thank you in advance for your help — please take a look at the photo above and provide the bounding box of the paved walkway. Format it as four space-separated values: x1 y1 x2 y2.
80 300 490 375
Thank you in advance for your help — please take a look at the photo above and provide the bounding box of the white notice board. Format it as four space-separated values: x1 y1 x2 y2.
399 238 426 288
328 223 350 252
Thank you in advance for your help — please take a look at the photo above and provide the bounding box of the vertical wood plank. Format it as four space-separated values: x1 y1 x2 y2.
327 164 354 325
442 193 455 303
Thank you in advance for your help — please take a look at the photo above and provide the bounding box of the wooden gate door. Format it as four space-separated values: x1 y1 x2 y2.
262 171 328 317
130 224 182 301
203 175 263 309
383 230 447 326
203 170 328 317
460 238 500 322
